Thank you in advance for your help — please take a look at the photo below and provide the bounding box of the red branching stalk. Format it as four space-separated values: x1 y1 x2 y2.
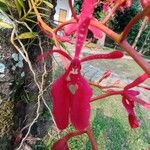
89 81 122 91
30 0 69 68
54 19 76 34
102 0 124 24
90 20 150 77
91 90 123 102
120 40 150 76
68 0 78 21
65 130 86 140
31 0 150 149
90 20 120 43
52 126 98 149
120 6 150 41
86 126 98 150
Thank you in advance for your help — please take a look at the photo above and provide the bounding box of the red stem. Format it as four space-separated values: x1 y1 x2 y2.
90 20 150 77
65 130 86 141
36 49 72 61
68 0 78 21
120 6 150 41
54 18 76 34
90 20 120 43
91 91 123 102
86 126 98 150
81 51 123 62
137 85 150 90
102 2 121 24
89 82 121 90
120 40 150 76
124 73 149 89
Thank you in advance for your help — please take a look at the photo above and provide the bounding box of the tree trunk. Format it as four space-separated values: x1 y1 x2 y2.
0 0 57 149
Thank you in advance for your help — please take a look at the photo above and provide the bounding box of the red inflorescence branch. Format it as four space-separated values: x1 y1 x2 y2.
31 0 150 149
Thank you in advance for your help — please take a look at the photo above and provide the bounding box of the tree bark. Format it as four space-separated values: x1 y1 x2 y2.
0 0 57 149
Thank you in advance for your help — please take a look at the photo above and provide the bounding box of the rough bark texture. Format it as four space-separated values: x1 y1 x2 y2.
0 29 17 149
0 0 57 149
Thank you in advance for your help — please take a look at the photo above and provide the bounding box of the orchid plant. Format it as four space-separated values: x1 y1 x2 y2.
31 0 150 149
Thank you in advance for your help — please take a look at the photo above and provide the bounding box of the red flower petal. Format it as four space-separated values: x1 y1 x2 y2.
70 74 92 131
89 25 103 39
128 113 139 128
80 0 96 20
81 51 123 62
75 18 91 58
51 74 72 130
125 90 140 98
64 23 77 36
57 35 73 44
135 98 150 109
122 97 139 128
124 73 149 90
51 138 69 150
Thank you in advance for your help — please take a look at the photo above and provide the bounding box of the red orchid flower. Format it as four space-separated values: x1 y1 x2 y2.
38 49 123 131
37 0 123 131
38 50 123 131
38 22 72 44
121 73 149 128
37 23 123 131
64 0 104 39
122 90 140 128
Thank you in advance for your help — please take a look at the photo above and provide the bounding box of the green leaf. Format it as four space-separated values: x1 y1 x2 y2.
0 21 13 29
37 7 49 12
0 0 15 8
15 0 22 18
16 32 38 40
0 0 7 4
0 2 8 11
59 42 71 55
43 1 53 9
17 0 24 8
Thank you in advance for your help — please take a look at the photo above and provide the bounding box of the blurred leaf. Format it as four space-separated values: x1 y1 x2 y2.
37 7 49 12
17 0 24 8
0 21 13 29
16 32 38 40
15 0 22 18
18 0 26 16
0 0 15 8
0 2 8 11
59 42 71 55
29 11 49 17
24 18 36 23
0 0 6 3
43 1 53 9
